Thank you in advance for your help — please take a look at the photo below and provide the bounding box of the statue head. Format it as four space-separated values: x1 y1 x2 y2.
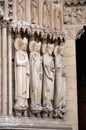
47 44 54 55
29 40 36 52
14 37 28 51
59 45 65 56
20 37 28 51
34 42 41 53
54 45 59 56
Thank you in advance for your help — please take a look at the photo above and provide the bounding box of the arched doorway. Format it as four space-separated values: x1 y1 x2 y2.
76 26 86 130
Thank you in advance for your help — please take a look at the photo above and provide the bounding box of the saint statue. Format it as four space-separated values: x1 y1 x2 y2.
54 4 61 29
53 45 67 118
0 7 4 19
29 41 42 115
42 43 55 117
14 36 30 116
17 0 26 20
31 0 38 24
43 0 51 28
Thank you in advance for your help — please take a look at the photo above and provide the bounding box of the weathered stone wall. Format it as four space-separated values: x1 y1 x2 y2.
64 40 78 130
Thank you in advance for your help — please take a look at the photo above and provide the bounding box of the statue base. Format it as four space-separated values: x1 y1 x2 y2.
0 116 72 130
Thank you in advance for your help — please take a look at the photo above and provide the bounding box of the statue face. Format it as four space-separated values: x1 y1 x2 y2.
59 47 64 56
21 43 27 51
47 46 54 55
54 46 59 56
35 44 41 53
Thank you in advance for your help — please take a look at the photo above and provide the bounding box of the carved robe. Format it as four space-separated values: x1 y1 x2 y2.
31 0 38 24
30 51 42 111
43 53 54 112
15 50 30 110
54 54 66 109
54 5 61 29
17 0 26 20
43 1 50 27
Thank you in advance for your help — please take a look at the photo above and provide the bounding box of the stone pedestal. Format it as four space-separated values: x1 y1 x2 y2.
0 116 72 130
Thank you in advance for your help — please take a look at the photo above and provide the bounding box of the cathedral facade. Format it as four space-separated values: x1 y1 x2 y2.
1 0 86 130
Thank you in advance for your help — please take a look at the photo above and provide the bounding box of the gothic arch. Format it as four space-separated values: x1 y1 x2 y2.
76 26 86 40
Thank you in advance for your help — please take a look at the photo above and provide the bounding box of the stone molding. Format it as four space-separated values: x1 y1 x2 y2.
0 116 72 130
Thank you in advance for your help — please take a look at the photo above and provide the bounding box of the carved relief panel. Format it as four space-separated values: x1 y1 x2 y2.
63 4 86 25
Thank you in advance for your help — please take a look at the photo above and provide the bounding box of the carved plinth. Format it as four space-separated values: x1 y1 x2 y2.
0 116 72 130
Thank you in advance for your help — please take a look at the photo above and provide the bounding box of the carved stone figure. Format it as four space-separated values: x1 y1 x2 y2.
17 0 25 20
63 5 85 25
53 45 66 119
14 36 30 115
0 7 4 19
31 0 38 24
29 41 42 115
43 0 51 28
76 7 84 24
71 7 77 24
63 7 72 24
42 44 55 117
54 4 61 29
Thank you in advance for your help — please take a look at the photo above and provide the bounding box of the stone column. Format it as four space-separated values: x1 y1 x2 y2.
0 26 1 114
2 25 8 115
26 0 31 23
8 30 12 115
38 0 43 25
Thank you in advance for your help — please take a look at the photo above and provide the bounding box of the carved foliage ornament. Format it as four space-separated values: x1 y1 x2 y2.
63 5 86 25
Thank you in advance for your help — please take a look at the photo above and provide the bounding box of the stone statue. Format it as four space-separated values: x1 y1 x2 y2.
17 0 25 20
53 45 66 119
42 44 55 118
63 7 72 24
43 0 50 28
14 36 30 116
31 0 38 24
0 7 4 19
54 4 61 29
29 41 42 116
76 7 84 24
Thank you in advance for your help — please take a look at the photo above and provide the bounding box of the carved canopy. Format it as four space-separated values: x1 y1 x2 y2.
10 20 65 40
